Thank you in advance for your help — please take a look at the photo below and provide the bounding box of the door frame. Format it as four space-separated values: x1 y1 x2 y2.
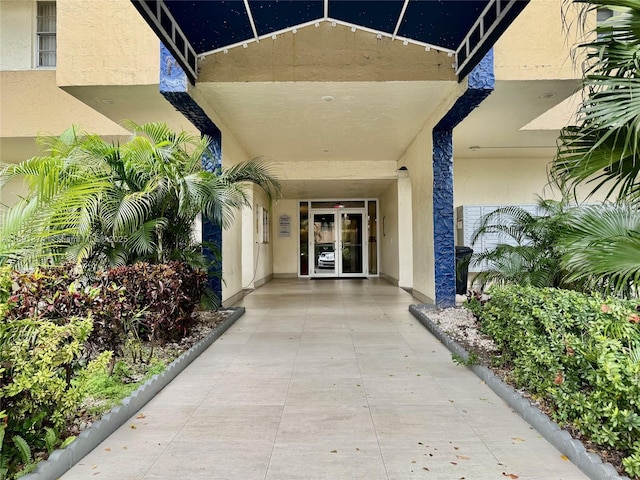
298 199 380 278
309 207 368 278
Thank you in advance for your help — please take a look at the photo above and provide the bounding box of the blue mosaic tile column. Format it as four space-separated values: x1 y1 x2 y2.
160 44 223 301
432 130 455 308
432 50 495 308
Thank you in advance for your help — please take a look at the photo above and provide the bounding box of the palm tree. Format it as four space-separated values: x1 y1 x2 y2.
549 0 640 298
0 122 281 270
552 0 640 202
560 202 640 297
470 198 575 289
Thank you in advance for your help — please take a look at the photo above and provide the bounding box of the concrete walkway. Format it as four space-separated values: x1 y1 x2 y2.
61 279 589 480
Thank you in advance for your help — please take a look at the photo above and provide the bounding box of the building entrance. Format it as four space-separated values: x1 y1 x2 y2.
299 200 378 278
311 209 366 277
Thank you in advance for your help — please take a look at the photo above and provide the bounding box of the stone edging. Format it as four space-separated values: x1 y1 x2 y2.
409 304 630 480
23 307 245 480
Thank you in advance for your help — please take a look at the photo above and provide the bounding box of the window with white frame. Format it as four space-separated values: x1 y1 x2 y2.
37 2 56 67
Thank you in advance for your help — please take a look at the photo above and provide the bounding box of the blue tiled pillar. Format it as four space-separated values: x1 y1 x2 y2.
432 50 495 308
160 44 223 301
432 130 455 308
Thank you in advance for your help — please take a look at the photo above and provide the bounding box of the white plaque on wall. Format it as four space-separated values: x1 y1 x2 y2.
279 214 291 237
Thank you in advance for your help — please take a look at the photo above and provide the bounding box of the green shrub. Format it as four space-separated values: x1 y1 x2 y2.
0 316 110 477
6 261 207 355
0 267 11 320
469 285 640 477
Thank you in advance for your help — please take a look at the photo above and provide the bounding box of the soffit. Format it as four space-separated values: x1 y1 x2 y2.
195 81 458 163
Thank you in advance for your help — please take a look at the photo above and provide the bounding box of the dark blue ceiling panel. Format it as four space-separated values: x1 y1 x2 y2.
398 0 490 50
165 0 254 52
248 1 323 35
329 0 405 34
134 0 530 82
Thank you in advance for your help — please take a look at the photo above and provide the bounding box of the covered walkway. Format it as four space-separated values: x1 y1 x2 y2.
61 279 588 479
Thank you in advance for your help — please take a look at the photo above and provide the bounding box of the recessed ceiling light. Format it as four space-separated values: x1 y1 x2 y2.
539 92 557 99
321 95 335 102
324 149 330 153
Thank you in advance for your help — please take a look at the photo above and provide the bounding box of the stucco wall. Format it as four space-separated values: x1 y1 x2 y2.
272 199 299 276
0 177 28 208
249 185 274 287
396 79 466 302
398 125 435 302
454 156 559 206
219 122 275 302
268 160 398 182
454 155 612 208
397 172 413 289
0 71 128 140
56 0 159 87
0 1 34 70
379 181 399 284
221 131 251 304
494 0 584 81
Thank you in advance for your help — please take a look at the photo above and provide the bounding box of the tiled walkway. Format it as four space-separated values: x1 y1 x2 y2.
61 279 589 479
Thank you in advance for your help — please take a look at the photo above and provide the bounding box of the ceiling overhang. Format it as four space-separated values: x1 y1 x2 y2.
131 0 529 84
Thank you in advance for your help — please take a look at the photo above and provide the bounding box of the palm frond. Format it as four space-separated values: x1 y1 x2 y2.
126 218 167 257
553 0 640 201
220 156 282 200
560 203 640 295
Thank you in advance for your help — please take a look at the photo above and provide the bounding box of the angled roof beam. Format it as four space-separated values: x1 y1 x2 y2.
243 0 260 42
131 0 198 84
455 0 529 79
392 0 411 41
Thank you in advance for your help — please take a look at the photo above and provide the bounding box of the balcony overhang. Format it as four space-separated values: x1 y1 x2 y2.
131 0 529 84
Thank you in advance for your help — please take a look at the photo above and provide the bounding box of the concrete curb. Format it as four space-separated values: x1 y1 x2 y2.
409 304 631 480
23 307 245 480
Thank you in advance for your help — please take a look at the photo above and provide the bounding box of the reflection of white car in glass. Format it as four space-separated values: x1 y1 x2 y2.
318 251 335 268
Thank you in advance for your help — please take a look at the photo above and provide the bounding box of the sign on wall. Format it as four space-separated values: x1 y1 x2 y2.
279 214 291 237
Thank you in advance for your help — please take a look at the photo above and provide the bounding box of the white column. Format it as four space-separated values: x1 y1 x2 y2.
397 169 413 289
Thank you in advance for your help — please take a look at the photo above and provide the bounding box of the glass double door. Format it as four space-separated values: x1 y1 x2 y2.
311 209 365 277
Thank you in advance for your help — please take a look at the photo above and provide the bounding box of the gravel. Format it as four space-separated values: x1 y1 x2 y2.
426 306 499 358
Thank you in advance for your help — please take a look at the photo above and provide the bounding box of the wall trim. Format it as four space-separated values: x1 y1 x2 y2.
410 288 434 305
380 272 399 286
254 273 273 289
274 273 298 279
222 290 245 308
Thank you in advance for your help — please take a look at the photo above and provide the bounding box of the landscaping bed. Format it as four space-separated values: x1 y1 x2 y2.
416 286 640 480
0 263 229 479
65 309 231 437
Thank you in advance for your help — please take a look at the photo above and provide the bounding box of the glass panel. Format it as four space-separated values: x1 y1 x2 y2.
38 35 56 67
37 3 56 33
341 213 363 274
37 2 56 67
368 201 378 274
313 213 336 274
299 202 308 275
